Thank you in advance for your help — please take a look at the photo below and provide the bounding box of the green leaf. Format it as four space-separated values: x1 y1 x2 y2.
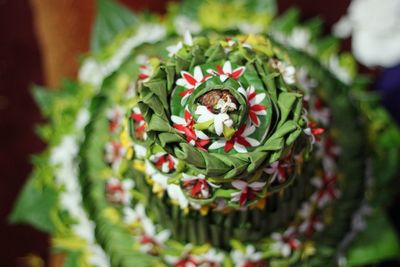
9 177 57 233
91 0 137 52
346 208 400 266
63 251 81 267
32 85 54 116
243 0 277 16
270 8 300 34
194 120 214 131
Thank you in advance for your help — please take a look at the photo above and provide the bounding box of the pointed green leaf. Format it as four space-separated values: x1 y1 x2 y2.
91 0 137 52
32 85 54 116
346 208 400 266
9 177 57 233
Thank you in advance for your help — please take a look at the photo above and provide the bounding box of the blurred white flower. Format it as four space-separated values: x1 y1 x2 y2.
167 184 189 209
270 59 296 85
174 15 201 35
167 31 194 57
88 244 110 267
271 227 300 257
333 0 400 67
231 245 264 267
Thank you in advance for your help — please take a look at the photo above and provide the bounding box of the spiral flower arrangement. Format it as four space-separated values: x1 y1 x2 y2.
132 34 319 211
10 1 400 266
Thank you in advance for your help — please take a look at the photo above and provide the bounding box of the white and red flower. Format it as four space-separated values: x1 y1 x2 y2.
176 66 211 104
231 245 266 267
263 160 289 184
145 160 169 190
238 86 267 126
296 68 317 98
316 137 341 176
231 180 266 207
197 248 224 267
297 202 324 236
149 152 178 173
105 177 134 205
138 219 171 255
318 136 341 160
299 215 324 237
270 59 296 85
123 203 146 225
106 105 125 133
309 97 331 126
135 55 153 82
138 64 152 82
131 107 148 140
165 245 198 267
167 184 189 209
171 109 210 151
208 61 246 82
208 124 260 153
311 173 340 208
304 121 325 145
181 173 219 199
223 37 237 53
271 227 301 257
195 105 234 136
104 141 127 169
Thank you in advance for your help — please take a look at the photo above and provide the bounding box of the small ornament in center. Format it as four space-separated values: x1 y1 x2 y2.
198 90 238 114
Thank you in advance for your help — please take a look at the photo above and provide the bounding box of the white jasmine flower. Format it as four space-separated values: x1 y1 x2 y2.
231 245 264 267
238 85 267 126
209 123 260 153
195 105 233 136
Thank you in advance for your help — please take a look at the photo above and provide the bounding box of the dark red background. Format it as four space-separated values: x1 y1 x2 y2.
2 1 394 266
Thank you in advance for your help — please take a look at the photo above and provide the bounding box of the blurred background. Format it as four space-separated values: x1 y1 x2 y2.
0 0 398 266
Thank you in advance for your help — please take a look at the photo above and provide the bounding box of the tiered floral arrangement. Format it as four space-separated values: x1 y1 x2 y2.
11 0 400 267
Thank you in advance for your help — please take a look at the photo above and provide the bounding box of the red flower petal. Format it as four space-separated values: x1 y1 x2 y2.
248 91 256 102
184 110 192 123
216 64 224 75
231 67 245 79
251 104 267 111
235 124 246 136
136 124 146 134
191 181 203 196
131 113 144 121
239 191 247 207
201 74 211 82
183 128 196 141
224 140 234 152
168 156 175 170
288 239 299 250
311 128 324 136
249 111 260 126
138 73 149 80
155 157 166 169
196 139 210 147
179 88 194 97
173 124 186 132
182 72 197 86
237 137 251 147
